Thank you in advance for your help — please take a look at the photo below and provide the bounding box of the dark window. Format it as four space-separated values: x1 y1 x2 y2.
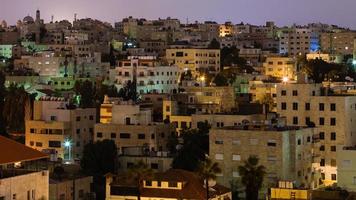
168 181 178 187
138 134 145 139
36 142 43 147
320 159 325 166
111 133 116 139
120 133 130 139
319 103 324 111
281 102 287 110
50 116 56 121
330 103 336 111
151 134 155 139
293 102 298 110
281 90 287 96
319 132 325 140
319 117 324 125
157 181 161 187
320 145 325 151
161 132 165 138
305 117 310 125
307 136 311 142
30 128 35 133
267 142 276 147
76 129 80 134
215 140 223 144
331 174 337 180
292 90 298 96
76 116 81 121
48 141 61 148
146 180 152 186
97 132 103 138
330 118 336 126
165 106 170 112
181 121 187 129
305 103 310 111
297 139 301 145
331 132 336 140
293 116 298 125
331 146 336 152
89 115 94 120
151 163 159 169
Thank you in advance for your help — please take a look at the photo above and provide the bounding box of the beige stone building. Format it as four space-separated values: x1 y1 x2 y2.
165 48 220 74
49 176 93 200
25 98 96 160
336 146 356 192
209 125 319 192
276 83 356 185
320 31 356 55
263 56 296 80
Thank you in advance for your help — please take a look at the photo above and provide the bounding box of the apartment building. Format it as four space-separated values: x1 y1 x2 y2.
25 97 96 160
276 83 356 185
94 99 175 153
210 125 319 192
306 53 343 63
111 56 180 94
263 56 296 80
279 27 317 56
106 169 231 200
0 135 49 200
166 48 220 75
320 31 356 55
219 22 235 37
336 146 356 192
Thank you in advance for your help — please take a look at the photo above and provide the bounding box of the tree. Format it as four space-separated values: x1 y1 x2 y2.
118 80 138 102
74 80 96 108
220 46 247 68
213 73 229 86
260 94 274 112
172 121 210 171
208 38 220 49
197 158 222 200
238 156 266 200
0 71 7 136
81 140 118 200
302 58 347 83
128 160 153 200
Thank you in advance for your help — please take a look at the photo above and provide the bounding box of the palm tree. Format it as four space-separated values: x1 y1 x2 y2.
238 156 266 200
128 160 153 200
197 158 222 200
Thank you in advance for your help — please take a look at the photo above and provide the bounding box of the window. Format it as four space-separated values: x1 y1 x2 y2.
30 128 36 133
330 103 336 111
342 160 351 167
168 181 178 187
319 103 324 111
305 103 310 110
353 177 356 185
330 118 336 126
165 105 170 112
321 173 325 180
232 154 241 161
320 159 325 166
145 180 152 186
305 117 311 125
232 140 241 145
319 117 325 125
331 174 337 180
35 142 43 147
151 163 158 169
293 116 298 125
292 90 298 96
281 90 287 96
79 190 84 198
319 132 325 140
30 141 34 146
331 146 336 152
215 140 223 144
138 134 145 139
267 155 277 162
111 133 116 139
89 115 94 120
331 132 336 140
97 132 103 138
320 145 325 151
293 102 298 110
76 129 80 134
76 116 81 121
120 133 130 139
267 140 277 147
50 116 56 121
48 141 61 148
233 171 239 177
215 153 224 160
250 139 258 145
281 102 287 110
157 181 161 187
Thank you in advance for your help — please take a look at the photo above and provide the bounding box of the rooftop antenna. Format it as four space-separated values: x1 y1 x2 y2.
74 13 77 22
51 15 54 23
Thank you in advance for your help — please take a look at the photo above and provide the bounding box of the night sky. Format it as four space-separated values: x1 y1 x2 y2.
0 0 355 28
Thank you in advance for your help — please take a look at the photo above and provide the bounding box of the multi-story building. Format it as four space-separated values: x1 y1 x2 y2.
320 31 356 55
49 175 94 199
276 83 356 185
210 124 319 192
106 169 231 200
219 22 235 37
306 53 343 63
0 135 49 200
336 146 356 192
166 48 220 75
279 27 317 56
25 97 96 160
111 56 180 94
94 99 175 153
263 56 296 80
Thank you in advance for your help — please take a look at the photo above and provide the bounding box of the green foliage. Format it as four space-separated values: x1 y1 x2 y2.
118 80 138 102
220 46 247 68
172 121 210 171
74 80 96 108
197 158 222 200
213 73 229 86
260 94 274 112
53 165 65 181
238 156 266 200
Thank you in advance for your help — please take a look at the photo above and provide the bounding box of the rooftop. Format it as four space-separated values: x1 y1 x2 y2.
217 124 308 132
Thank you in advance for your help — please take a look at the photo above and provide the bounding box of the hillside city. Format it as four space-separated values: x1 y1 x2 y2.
1 9 356 200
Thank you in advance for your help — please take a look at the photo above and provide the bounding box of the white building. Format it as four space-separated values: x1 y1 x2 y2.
111 56 181 94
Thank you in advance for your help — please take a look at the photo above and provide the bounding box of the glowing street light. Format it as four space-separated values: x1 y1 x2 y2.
64 139 72 161
352 60 356 66
282 76 289 83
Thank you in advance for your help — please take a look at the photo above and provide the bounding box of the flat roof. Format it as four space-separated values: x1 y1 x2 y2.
0 135 48 165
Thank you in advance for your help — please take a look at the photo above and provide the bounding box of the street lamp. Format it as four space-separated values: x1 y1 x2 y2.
64 140 72 161
352 60 356 66
282 76 289 83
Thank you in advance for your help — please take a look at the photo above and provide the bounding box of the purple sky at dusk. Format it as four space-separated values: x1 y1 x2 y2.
0 0 355 28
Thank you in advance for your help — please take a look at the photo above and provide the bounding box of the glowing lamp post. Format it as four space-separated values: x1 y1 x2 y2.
64 140 72 161
282 76 289 84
